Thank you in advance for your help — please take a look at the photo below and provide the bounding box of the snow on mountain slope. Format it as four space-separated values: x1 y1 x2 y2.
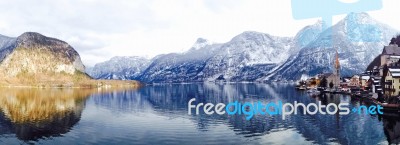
190 38 213 51
272 12 397 80
91 12 398 83
0 34 17 63
199 31 293 82
138 39 223 82
257 20 324 81
87 56 149 80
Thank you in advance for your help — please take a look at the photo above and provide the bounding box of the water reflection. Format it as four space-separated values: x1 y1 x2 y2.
0 83 399 144
0 88 91 141
90 83 389 144
382 115 400 144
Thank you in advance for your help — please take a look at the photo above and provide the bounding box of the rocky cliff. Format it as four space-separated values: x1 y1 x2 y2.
0 32 89 85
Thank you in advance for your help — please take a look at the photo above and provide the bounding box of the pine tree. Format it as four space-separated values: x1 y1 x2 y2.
319 76 327 88
329 81 334 89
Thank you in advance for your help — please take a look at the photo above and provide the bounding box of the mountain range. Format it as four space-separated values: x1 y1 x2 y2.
86 56 149 80
87 12 398 83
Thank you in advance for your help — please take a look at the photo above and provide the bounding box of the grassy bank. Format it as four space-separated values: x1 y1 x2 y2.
0 72 141 88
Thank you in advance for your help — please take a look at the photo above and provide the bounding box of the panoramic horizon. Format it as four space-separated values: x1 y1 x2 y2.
2 1 400 144
0 0 399 66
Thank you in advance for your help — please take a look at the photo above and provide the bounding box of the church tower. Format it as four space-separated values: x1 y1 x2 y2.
334 49 341 88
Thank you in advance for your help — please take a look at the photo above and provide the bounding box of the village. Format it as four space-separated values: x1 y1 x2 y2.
297 43 400 112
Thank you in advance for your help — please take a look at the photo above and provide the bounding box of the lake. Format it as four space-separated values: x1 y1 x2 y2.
0 83 397 145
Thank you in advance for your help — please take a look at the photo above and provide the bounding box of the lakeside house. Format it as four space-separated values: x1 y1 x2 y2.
348 75 360 88
341 77 351 88
355 44 400 101
384 68 400 96
369 76 383 94
360 74 370 90
381 44 400 67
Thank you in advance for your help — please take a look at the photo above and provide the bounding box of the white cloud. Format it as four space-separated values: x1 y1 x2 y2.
0 0 397 66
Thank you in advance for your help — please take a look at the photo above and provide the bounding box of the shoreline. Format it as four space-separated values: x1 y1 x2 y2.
0 79 142 89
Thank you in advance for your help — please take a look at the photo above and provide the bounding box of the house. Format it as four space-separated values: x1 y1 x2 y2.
306 77 318 88
342 77 351 83
381 45 400 66
369 76 382 94
360 75 370 90
372 66 380 76
341 77 351 88
384 68 400 96
388 56 400 66
348 75 360 88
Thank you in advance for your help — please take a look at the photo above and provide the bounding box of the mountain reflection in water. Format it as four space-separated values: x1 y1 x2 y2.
0 83 399 144
0 88 93 141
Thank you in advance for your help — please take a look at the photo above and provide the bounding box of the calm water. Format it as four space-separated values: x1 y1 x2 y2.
0 83 398 145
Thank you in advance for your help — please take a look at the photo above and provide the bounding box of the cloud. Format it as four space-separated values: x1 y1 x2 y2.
0 0 397 66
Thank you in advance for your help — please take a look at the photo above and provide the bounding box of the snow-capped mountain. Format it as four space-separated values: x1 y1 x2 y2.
0 34 17 63
87 56 149 80
199 31 293 82
293 20 324 52
269 12 397 81
137 31 293 82
139 39 223 82
190 38 213 51
90 12 398 83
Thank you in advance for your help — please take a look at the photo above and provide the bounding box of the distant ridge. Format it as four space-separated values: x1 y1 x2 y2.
88 13 398 83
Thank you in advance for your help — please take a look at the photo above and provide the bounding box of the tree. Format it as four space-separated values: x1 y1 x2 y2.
390 37 396 45
329 81 334 89
382 64 388 92
319 76 327 88
389 34 400 46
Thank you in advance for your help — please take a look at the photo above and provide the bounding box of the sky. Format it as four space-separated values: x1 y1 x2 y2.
0 0 398 66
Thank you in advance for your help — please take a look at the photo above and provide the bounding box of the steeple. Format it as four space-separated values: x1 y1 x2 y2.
334 48 341 89
335 50 340 69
